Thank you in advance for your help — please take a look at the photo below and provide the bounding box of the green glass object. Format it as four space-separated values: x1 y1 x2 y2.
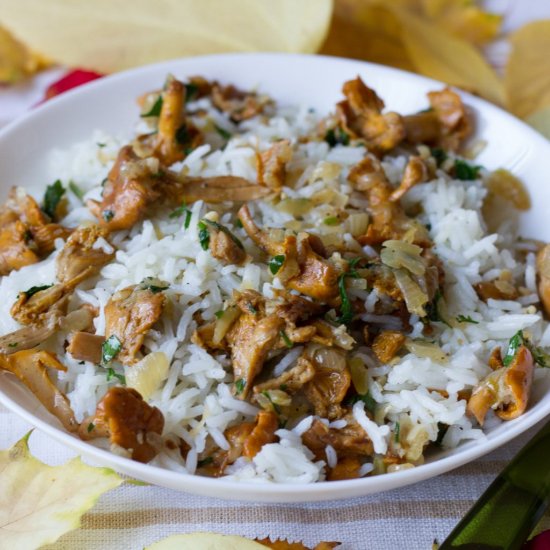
440 420 550 550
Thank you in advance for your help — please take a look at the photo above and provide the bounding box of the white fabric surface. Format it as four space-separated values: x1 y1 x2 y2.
1 1 550 548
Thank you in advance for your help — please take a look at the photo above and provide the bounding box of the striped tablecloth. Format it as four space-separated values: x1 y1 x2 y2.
2 1 550 548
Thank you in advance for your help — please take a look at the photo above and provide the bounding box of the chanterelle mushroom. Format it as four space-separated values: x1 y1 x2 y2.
104 284 166 365
0 350 77 432
467 345 534 426
79 387 164 463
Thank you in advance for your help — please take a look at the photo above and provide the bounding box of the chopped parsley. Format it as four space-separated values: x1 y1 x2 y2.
337 260 360 325
348 392 376 414
202 219 244 249
430 147 447 167
454 159 482 181
235 218 243 229
394 422 401 443
279 384 288 391
141 95 163 117
235 378 246 395
280 330 293 348
214 125 232 140
262 391 281 414
325 127 350 147
140 277 169 293
8 342 18 348
184 82 199 102
423 289 451 327
456 314 479 324
170 202 193 229
175 124 190 146
269 255 285 275
197 221 210 250
197 456 214 467
102 210 115 222
42 180 65 220
87 422 96 433
23 284 53 298
96 142 106 148
503 330 550 368
101 335 122 364
323 216 340 226
106 367 126 385
68 180 84 201
214 310 224 319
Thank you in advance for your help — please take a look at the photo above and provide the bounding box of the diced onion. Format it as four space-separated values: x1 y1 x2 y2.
345 212 369 237
276 198 312 216
349 357 369 394
393 269 428 316
213 306 240 345
405 338 448 363
381 240 425 276
125 351 169 400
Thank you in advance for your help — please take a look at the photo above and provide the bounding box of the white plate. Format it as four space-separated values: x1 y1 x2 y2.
1 53 549 503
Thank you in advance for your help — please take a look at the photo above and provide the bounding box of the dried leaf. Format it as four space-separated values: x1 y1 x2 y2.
421 0 502 45
506 20 550 119
0 24 46 83
0 432 123 549
394 8 505 105
0 0 333 73
526 106 550 141
146 533 266 549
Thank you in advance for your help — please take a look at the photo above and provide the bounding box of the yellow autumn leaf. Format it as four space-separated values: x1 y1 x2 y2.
0 0 333 74
421 0 502 45
393 8 505 105
506 20 550 119
0 25 47 83
526 106 550 141
146 533 267 550
0 432 123 550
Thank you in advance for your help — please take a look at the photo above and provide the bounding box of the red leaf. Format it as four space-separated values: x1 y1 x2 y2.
523 529 550 550
44 69 103 100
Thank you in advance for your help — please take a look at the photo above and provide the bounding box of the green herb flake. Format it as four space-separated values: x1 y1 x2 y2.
42 180 66 219
140 277 168 294
214 125 232 140
23 284 53 298
269 255 285 275
323 216 340 226
214 310 224 319
184 82 199 102
87 422 95 433
235 218 243 229
503 330 550 368
235 378 246 395
197 221 210 250
246 303 257 315
262 391 281 414
325 127 350 147
102 210 115 222
394 422 401 443
279 384 288 391
8 342 18 348
456 314 479 324
106 367 126 385
141 95 163 118
430 147 447 167
197 456 214 467
175 124 190 146
68 180 84 201
454 159 482 181
337 266 359 325
102 335 122 364
96 142 106 148
348 392 377 414
183 210 192 229
280 330 293 349
203 219 244 249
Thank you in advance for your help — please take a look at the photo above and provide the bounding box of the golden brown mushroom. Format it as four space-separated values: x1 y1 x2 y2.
467 345 534 426
0 350 78 432
79 387 164 463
